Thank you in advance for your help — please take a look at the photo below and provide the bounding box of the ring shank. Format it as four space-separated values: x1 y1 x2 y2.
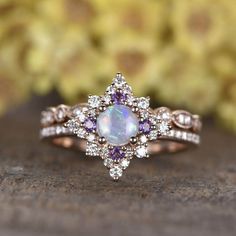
43 135 194 155
40 104 201 156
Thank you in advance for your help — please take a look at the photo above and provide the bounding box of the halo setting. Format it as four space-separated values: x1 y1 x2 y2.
65 73 159 180
37 73 201 180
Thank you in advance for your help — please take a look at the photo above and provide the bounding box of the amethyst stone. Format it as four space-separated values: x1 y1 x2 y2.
139 119 151 134
111 91 127 104
110 147 125 161
84 118 96 132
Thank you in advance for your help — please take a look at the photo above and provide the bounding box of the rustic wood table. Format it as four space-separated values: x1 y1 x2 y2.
0 96 235 236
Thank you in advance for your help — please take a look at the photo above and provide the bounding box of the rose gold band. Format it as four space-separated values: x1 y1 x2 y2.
40 104 201 155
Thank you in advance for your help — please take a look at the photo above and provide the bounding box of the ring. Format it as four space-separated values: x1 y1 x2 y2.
40 73 202 180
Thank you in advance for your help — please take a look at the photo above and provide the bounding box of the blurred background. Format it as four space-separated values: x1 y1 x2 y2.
0 0 235 132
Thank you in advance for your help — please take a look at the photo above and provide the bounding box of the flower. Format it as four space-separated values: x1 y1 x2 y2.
54 31 100 102
217 100 236 133
170 0 234 57
155 47 222 114
94 0 167 39
98 34 160 96
35 0 98 33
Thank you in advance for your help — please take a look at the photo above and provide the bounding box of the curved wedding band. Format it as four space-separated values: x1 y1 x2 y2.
40 73 202 180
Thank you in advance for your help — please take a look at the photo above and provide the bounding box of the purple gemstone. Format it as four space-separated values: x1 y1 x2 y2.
110 147 125 161
111 91 127 104
139 119 151 134
84 118 96 132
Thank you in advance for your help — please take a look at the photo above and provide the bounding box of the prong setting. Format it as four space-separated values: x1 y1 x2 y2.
65 73 173 180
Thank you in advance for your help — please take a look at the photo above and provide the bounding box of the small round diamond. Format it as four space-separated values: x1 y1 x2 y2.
137 97 149 109
113 73 126 87
41 111 54 125
156 107 171 121
66 119 80 133
103 95 111 104
157 122 170 135
140 135 148 143
73 108 86 122
100 147 109 159
55 107 66 122
120 158 130 169
149 130 158 140
104 158 113 168
87 133 96 142
110 165 123 179
77 128 86 138
88 95 101 108
136 146 148 158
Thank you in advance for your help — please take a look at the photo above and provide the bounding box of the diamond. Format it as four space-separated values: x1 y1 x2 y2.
126 96 135 106
137 97 149 109
109 165 123 179
87 133 96 142
157 122 170 135
88 95 101 108
120 158 130 169
72 108 86 122
156 107 171 122
113 73 126 87
41 111 54 125
103 95 111 104
55 107 67 122
135 146 148 158
106 85 115 94
77 128 86 138
140 135 148 143
86 142 100 156
100 147 109 159
125 146 133 157
104 158 113 168
140 110 149 119
149 130 158 140
66 119 80 133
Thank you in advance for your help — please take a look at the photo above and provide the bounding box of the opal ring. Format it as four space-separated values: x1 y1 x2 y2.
40 73 202 180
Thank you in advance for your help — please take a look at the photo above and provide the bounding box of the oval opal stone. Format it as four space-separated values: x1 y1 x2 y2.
97 105 139 146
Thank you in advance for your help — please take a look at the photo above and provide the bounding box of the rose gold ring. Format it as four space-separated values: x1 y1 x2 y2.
40 73 202 180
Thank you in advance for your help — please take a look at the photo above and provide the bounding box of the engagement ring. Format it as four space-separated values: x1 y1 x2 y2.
40 73 202 180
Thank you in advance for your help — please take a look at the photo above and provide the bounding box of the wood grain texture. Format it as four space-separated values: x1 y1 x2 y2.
0 96 236 236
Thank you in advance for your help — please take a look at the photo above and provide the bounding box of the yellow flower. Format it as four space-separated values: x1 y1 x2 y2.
94 0 167 39
217 101 236 133
155 47 222 114
36 0 98 33
210 51 236 80
54 31 100 103
170 0 234 57
98 34 160 96
0 0 33 41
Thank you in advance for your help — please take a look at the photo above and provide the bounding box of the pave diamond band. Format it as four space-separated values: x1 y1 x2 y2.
40 73 202 180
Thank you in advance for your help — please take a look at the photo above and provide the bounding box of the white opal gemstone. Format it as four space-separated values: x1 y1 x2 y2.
97 105 139 146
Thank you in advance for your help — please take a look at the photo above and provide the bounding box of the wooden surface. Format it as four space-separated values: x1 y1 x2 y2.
0 96 236 236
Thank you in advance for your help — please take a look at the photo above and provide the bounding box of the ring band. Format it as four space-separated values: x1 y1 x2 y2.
40 73 202 180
